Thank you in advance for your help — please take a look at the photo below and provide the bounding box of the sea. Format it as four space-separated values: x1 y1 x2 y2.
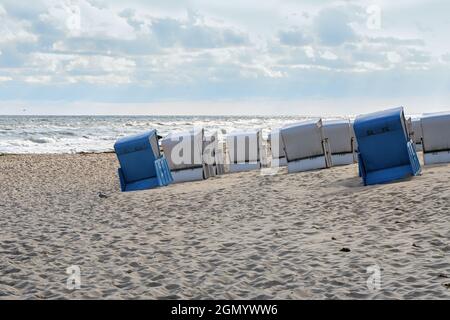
0 115 353 154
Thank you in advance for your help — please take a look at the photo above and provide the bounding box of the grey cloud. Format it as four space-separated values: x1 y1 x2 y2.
278 29 311 46
313 7 357 46
1 0 47 20
0 45 27 67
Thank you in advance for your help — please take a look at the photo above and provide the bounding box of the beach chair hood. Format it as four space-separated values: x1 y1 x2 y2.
161 129 204 171
420 112 450 165
323 120 354 155
281 119 325 162
421 112 450 153
226 129 262 163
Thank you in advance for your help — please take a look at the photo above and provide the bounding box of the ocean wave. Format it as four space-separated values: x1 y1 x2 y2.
58 131 77 136
0 115 351 154
28 137 56 144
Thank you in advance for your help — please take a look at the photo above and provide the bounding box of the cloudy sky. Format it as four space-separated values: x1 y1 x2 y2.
0 0 449 115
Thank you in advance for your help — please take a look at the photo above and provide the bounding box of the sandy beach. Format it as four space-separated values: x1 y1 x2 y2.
0 153 449 299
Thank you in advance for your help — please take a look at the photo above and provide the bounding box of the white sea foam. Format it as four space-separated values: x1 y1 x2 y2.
1 114 421 154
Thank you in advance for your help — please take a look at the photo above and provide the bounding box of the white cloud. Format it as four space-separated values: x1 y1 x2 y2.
0 76 13 82
321 50 338 60
24 75 52 83
66 56 136 73
0 5 38 43
39 0 136 40
1 0 450 112
387 51 402 64
67 74 131 84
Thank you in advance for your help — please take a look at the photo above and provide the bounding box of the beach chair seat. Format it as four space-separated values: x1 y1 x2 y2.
323 120 356 166
421 112 450 165
114 130 173 192
280 119 332 173
226 130 263 173
353 107 421 186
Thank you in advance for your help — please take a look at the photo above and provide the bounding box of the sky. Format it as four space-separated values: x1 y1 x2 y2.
0 0 449 115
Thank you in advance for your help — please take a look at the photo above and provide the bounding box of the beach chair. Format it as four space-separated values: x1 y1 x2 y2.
280 119 332 173
406 117 413 141
420 111 450 165
323 120 356 166
226 129 263 173
353 107 421 186
411 118 423 151
215 142 227 175
114 130 173 192
161 129 213 183
268 128 287 167
203 132 219 177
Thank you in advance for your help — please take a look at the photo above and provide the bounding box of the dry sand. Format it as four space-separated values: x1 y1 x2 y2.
0 153 449 299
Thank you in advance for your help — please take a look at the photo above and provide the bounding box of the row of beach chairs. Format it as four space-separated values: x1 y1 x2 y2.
114 107 450 191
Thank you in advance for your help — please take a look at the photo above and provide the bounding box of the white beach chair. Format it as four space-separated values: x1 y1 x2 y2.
214 147 227 175
161 129 212 183
280 119 332 173
420 112 450 165
203 132 220 178
323 120 356 166
411 118 423 151
349 119 358 151
226 129 263 173
268 128 287 167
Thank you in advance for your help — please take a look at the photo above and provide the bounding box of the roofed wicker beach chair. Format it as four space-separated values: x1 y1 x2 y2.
268 128 287 167
411 117 423 151
323 119 356 166
353 107 421 186
203 132 220 177
161 128 214 183
420 111 450 165
226 129 263 173
280 119 332 173
114 130 173 192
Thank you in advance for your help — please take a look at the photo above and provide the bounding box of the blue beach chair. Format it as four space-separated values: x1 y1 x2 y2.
114 130 173 192
353 107 421 186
